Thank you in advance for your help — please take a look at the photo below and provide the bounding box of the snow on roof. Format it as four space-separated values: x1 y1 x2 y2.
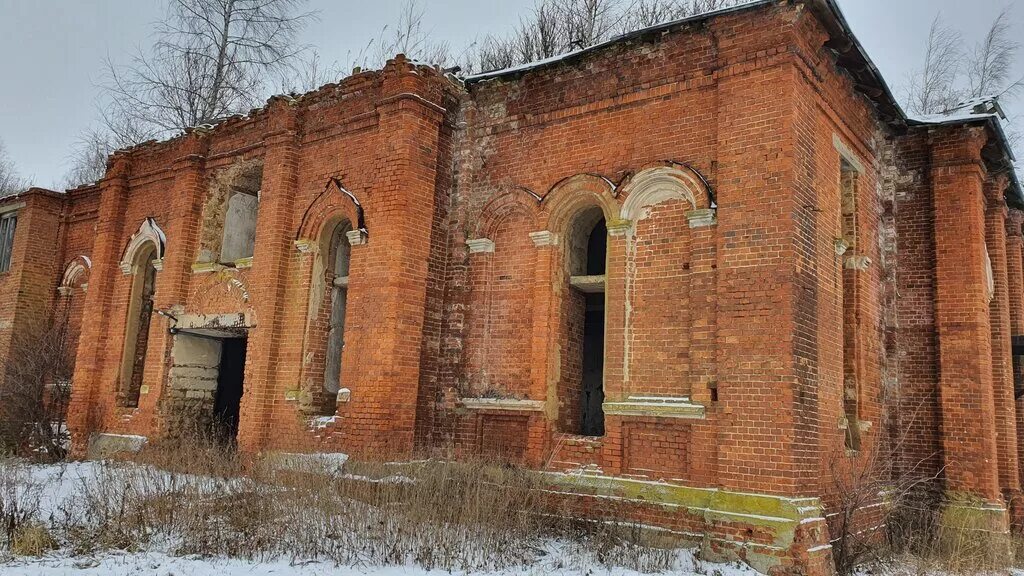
464 0 772 83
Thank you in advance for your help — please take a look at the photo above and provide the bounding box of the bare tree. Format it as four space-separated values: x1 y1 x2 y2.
65 0 316 188
466 0 740 75
905 15 965 116
281 51 345 94
0 140 29 198
349 0 453 71
968 8 1023 99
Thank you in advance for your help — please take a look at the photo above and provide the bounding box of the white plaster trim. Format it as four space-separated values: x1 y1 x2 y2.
466 238 496 254
0 201 25 215
570 274 606 293
833 134 865 174
529 230 559 247
620 167 700 223
346 229 368 246
59 255 92 293
685 208 716 228
294 239 316 253
460 398 545 412
844 255 872 271
984 247 995 303
603 396 706 419
119 218 166 275
606 220 632 237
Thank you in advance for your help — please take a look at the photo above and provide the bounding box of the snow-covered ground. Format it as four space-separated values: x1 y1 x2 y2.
0 461 762 576
0 551 754 576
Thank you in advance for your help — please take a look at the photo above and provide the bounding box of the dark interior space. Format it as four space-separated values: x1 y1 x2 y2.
213 338 247 445
581 219 606 436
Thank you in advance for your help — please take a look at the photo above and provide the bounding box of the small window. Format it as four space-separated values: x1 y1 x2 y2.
0 211 17 273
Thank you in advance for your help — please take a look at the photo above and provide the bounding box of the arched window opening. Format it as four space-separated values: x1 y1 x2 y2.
120 245 158 407
563 206 607 437
322 220 352 412
840 157 862 451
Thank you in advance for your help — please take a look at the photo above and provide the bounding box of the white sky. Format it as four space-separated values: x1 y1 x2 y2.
0 0 1021 188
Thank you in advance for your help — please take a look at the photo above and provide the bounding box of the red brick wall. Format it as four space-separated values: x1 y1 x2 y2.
1 2 1018 573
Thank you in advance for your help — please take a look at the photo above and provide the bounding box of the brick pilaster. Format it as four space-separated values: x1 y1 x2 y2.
931 127 1002 503
67 155 132 450
236 98 300 453
984 175 1022 510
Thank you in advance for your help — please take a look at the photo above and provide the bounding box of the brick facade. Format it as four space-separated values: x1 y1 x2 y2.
2 1 1022 573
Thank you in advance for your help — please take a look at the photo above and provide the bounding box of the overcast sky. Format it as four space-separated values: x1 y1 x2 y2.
0 0 1021 189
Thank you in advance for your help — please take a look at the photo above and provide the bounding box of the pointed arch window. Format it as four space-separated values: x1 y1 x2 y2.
117 218 165 408
322 220 352 406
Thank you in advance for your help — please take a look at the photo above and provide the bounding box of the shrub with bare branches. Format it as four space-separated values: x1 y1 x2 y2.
0 307 74 461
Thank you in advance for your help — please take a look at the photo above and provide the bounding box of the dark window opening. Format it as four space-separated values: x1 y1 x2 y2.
564 209 607 437
0 211 16 273
213 337 247 445
121 245 158 407
322 221 352 413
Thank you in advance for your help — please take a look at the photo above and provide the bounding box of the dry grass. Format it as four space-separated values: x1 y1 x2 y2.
0 459 43 553
2 438 682 573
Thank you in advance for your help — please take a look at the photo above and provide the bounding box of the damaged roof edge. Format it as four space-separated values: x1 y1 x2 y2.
909 114 1024 208
464 0 1022 205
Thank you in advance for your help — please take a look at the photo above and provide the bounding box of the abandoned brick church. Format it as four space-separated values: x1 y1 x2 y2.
3 0 1024 573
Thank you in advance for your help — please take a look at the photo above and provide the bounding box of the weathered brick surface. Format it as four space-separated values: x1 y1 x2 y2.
3 1 1024 573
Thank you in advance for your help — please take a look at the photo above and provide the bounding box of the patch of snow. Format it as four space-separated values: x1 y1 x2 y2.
265 452 349 476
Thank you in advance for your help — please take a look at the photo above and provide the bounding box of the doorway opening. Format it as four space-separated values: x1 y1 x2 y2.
213 337 247 445
166 320 250 447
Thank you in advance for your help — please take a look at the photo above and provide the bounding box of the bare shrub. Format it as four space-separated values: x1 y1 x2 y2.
29 438 686 573
0 307 74 461
0 459 43 554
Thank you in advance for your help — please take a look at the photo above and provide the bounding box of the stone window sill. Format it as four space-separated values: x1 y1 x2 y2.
602 396 705 419
459 398 544 412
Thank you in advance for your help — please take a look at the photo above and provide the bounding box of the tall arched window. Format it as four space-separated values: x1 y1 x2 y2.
120 245 158 407
562 206 607 436
321 220 352 410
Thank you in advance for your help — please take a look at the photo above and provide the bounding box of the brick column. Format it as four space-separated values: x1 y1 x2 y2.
528 231 558 465
68 155 132 451
931 126 1009 550
236 97 300 453
985 175 1022 521
330 57 453 458
144 134 209 428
